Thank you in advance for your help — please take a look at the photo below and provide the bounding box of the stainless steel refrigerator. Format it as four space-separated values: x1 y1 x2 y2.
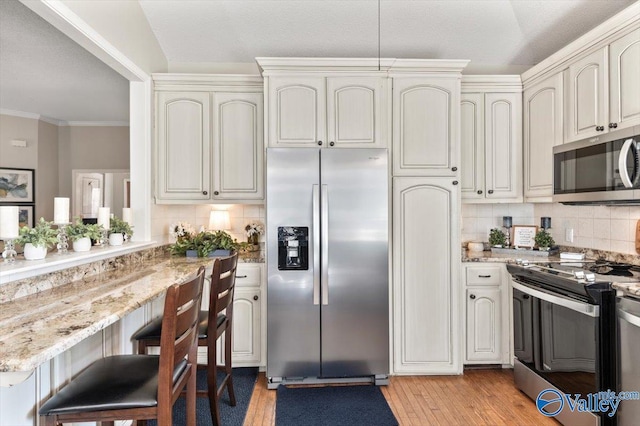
266 148 389 388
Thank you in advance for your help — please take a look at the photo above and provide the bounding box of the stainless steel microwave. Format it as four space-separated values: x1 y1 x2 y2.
553 125 640 205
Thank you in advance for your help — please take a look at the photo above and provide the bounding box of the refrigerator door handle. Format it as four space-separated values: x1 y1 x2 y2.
313 184 321 305
321 184 329 305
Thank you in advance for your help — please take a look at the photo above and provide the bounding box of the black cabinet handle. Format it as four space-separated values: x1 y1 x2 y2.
479 274 492 278
236 275 247 278
609 123 618 129
317 141 323 146
452 167 457 172
202 191 208 195
477 190 483 195
523 295 530 300
469 294 476 300
453 181 458 185
213 191 219 196
253 295 259 301
488 190 494 194
329 141 335 146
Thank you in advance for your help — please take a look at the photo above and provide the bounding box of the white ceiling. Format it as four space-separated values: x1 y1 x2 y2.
0 0 636 123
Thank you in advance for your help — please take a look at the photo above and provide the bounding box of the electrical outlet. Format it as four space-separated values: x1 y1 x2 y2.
565 228 574 243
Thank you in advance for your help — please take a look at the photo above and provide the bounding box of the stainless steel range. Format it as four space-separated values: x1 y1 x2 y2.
507 260 640 426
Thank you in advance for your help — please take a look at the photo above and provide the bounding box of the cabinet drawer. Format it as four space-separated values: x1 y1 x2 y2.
236 264 262 287
466 266 501 286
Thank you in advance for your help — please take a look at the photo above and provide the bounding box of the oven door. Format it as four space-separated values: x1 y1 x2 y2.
512 280 600 396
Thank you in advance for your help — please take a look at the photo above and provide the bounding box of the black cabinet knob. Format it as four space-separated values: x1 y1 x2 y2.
329 141 335 146
213 191 219 196
609 123 618 129
523 295 530 300
317 141 323 146
452 181 458 185
596 125 605 131
469 294 476 300
253 295 259 301
477 190 483 195
202 191 208 195
452 167 458 172
488 190 494 194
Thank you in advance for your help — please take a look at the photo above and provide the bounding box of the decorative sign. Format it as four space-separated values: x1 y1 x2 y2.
513 225 538 248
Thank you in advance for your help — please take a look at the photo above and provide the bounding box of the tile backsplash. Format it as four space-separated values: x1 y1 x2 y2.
461 203 535 244
151 204 265 244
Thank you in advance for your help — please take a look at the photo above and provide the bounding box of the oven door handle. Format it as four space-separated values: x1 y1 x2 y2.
618 308 640 328
512 280 599 317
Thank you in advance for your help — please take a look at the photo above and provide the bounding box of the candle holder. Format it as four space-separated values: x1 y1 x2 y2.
541 217 551 230
2 239 17 263
99 229 109 248
55 223 70 254
502 216 513 248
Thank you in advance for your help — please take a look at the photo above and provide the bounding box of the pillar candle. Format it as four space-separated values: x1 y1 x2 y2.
98 207 111 230
122 208 133 225
0 206 19 239
53 197 70 224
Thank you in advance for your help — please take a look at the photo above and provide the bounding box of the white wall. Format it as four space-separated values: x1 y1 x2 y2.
151 204 265 245
461 203 535 244
36 120 59 221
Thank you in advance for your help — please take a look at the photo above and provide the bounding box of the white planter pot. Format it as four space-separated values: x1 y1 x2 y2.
109 233 124 246
23 243 48 260
72 237 92 252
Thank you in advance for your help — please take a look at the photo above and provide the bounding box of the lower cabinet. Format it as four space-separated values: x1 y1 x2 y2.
463 264 511 365
392 177 461 374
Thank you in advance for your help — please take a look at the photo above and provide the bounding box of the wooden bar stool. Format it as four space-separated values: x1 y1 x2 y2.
135 253 238 426
39 266 206 426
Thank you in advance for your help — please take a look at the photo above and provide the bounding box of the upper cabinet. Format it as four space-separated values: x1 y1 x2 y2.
154 75 264 204
566 28 640 143
460 77 523 203
266 74 388 148
523 73 563 202
392 77 460 176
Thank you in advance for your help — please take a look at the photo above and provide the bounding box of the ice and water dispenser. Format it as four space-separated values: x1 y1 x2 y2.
277 227 309 270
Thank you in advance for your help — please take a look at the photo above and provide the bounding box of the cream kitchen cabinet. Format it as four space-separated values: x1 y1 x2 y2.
265 75 388 148
523 73 564 202
460 80 522 202
393 177 461 374
154 75 264 204
464 264 510 365
566 28 640 143
392 77 461 176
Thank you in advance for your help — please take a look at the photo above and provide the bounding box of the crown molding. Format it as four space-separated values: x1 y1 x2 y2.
60 121 130 127
462 75 523 92
0 109 61 125
153 73 263 91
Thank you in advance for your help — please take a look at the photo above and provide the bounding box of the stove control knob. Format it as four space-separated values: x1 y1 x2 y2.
585 272 596 283
574 271 585 280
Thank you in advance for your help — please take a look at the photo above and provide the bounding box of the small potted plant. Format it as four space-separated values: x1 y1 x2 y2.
168 222 244 257
489 228 508 248
534 229 555 251
108 216 133 246
16 218 58 260
66 218 103 252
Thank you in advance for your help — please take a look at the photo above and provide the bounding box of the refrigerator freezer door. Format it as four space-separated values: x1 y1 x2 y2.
267 148 321 378
320 148 389 377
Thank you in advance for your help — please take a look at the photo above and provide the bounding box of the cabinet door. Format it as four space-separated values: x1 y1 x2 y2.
484 93 522 200
393 78 459 176
156 92 211 201
326 77 388 148
466 287 502 362
268 77 325 147
460 93 485 200
393 177 460 374
230 288 262 366
566 48 608 142
610 28 640 131
524 74 563 201
212 92 264 200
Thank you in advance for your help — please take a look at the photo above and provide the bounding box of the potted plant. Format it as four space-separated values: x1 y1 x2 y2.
108 216 133 246
489 228 508 248
534 229 555 251
168 222 244 257
66 219 103 252
245 221 264 246
16 218 58 260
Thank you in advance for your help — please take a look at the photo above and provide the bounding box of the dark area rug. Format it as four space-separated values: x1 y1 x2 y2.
148 367 258 426
276 385 398 426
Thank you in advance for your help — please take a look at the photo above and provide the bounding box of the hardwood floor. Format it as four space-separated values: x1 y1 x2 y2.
243 369 560 425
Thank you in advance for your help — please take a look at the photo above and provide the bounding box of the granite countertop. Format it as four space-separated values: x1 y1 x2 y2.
613 282 640 297
462 249 561 263
0 255 214 373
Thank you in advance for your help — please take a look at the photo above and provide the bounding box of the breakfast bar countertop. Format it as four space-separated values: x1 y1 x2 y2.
0 255 213 373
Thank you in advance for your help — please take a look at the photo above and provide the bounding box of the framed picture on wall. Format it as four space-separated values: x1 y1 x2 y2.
17 205 34 228
0 168 35 204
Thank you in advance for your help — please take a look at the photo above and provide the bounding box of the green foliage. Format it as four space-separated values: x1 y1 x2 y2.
109 216 133 237
169 229 245 257
16 218 58 248
66 218 103 242
534 229 555 249
489 228 508 247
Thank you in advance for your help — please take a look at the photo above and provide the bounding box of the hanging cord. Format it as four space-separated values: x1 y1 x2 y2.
378 0 381 71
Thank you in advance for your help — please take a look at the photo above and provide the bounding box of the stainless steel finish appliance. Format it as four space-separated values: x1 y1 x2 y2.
616 290 640 426
266 148 389 388
507 260 637 426
553 125 640 205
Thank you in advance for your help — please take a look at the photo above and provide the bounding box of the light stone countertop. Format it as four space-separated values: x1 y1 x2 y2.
0 255 213 373
613 282 640 297
462 249 561 263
